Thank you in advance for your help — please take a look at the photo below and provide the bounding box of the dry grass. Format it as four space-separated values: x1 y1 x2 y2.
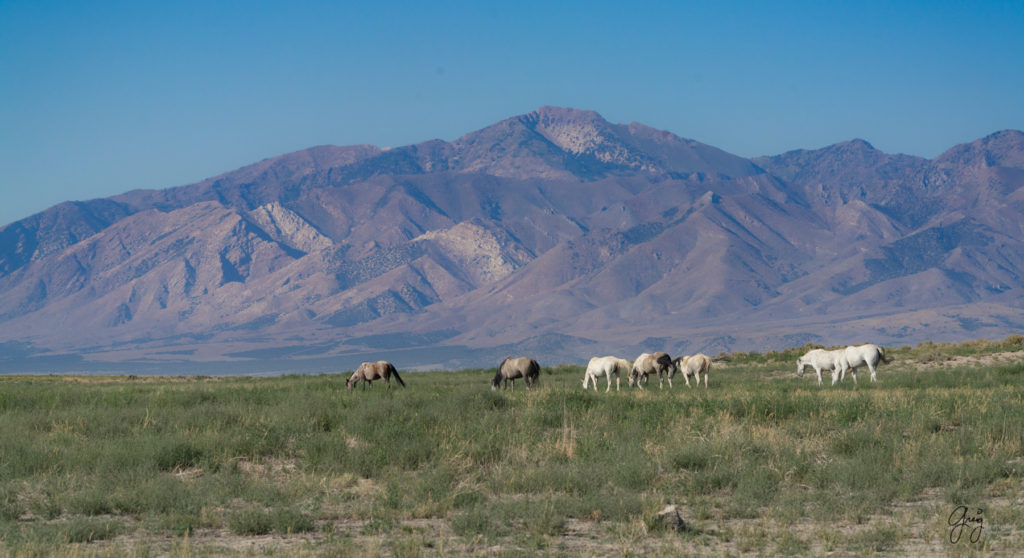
1 338 1023 555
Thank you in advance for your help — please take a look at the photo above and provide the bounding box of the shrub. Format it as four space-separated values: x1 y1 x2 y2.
450 505 500 538
272 508 316 534
153 439 204 472
63 518 122 543
227 507 273 536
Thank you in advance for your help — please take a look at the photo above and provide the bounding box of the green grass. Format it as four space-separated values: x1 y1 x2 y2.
0 337 1023 555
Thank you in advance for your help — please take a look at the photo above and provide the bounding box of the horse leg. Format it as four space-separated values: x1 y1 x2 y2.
868 361 877 382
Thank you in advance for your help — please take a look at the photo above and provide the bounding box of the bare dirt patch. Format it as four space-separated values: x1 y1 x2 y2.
903 349 1024 371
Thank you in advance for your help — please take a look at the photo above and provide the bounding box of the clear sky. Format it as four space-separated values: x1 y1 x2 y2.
2 1 1023 226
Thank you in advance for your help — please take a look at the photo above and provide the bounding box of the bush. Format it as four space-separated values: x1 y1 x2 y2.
228 507 273 536
272 508 316 534
63 518 122 543
153 439 204 472
450 505 500 538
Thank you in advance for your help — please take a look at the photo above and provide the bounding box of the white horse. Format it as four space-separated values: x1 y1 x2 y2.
796 348 845 386
672 354 712 387
837 344 892 383
582 356 631 392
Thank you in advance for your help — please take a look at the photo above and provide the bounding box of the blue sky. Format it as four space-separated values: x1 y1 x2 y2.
2 1 1023 226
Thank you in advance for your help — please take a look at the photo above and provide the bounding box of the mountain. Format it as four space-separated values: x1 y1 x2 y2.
2 108 1023 372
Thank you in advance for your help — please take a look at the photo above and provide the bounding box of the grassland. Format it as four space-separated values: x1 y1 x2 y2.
1 337 1023 556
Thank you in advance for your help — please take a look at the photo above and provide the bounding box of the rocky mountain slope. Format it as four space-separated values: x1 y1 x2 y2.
2 107 1023 372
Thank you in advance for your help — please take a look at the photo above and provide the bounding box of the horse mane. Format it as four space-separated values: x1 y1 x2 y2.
493 357 510 386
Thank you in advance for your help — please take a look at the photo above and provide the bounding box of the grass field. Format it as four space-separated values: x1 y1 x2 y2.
1 338 1023 556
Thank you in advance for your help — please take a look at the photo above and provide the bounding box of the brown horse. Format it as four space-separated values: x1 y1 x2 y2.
629 352 673 388
491 356 540 391
347 361 406 391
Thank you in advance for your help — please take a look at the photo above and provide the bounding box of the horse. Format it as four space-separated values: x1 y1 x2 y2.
582 356 632 392
628 352 673 389
672 353 712 387
491 356 540 391
347 361 406 391
837 344 892 383
796 348 845 386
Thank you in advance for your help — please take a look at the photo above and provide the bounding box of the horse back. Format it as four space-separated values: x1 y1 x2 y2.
653 352 672 369
693 353 711 373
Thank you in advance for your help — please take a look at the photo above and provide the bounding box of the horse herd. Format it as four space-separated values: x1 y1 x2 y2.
581 352 711 392
344 343 892 392
795 343 892 386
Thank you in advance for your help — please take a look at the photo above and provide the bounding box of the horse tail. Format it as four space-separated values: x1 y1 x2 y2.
390 365 406 387
613 359 625 377
879 347 894 364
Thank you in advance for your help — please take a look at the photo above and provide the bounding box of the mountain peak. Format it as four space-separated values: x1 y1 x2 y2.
834 138 877 152
519 106 612 155
528 105 606 123
934 129 1024 169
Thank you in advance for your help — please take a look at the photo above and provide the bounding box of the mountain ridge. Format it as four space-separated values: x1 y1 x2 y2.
2 107 1023 372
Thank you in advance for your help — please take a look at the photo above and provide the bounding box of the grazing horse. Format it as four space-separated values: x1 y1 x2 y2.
629 352 673 389
837 344 892 383
796 349 845 386
347 361 406 391
491 356 540 391
672 353 712 387
582 356 631 392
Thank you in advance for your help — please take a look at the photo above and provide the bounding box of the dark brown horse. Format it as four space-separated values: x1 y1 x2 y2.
491 356 540 391
347 361 406 391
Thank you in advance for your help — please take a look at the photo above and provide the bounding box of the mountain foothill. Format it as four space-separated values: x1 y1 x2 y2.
2 106 1023 371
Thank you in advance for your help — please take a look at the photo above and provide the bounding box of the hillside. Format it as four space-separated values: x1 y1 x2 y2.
2 108 1023 372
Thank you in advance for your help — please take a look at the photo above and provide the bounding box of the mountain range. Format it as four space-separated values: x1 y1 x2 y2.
2 106 1023 373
